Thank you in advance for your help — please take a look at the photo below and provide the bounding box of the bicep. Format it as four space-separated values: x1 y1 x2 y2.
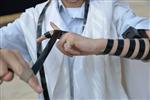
113 0 150 37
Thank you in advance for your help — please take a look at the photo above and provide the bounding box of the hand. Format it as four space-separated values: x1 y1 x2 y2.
0 49 43 93
37 22 106 56
57 32 103 56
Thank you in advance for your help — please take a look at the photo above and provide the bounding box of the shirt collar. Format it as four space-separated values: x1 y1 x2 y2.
58 0 64 9
58 0 85 19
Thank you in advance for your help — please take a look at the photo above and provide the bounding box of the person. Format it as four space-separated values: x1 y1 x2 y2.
0 0 150 99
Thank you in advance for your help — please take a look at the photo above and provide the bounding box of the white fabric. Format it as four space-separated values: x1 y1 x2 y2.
58 0 85 33
123 59 150 99
0 0 150 100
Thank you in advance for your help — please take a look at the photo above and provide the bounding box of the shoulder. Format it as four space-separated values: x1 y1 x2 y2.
17 1 49 24
24 1 49 17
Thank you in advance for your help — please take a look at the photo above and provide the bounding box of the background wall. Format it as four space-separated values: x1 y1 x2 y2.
0 0 150 100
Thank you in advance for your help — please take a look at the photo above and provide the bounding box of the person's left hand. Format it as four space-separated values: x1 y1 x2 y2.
0 49 43 93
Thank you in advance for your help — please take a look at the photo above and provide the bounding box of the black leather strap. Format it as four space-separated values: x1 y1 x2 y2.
125 39 136 58
44 31 52 38
102 39 114 54
114 40 124 56
32 30 65 74
35 1 51 100
32 30 65 100
135 39 145 59
82 0 89 30
122 27 149 39
138 29 149 38
122 27 141 39
39 66 49 100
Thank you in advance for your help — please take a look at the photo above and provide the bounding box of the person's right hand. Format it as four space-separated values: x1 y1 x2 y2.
37 22 106 56
0 49 43 93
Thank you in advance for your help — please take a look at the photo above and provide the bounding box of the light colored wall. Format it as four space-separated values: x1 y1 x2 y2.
130 0 150 17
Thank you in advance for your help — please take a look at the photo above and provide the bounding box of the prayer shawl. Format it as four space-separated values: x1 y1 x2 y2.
18 0 150 99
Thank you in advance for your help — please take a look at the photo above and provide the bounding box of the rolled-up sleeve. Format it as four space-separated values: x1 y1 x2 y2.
113 0 150 37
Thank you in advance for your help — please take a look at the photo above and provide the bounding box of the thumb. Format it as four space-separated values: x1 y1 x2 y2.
50 22 61 30
28 74 43 94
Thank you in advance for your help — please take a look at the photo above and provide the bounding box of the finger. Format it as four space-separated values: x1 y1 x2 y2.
36 35 48 43
1 50 24 76
28 74 43 93
14 52 43 93
12 51 43 93
3 51 41 93
12 52 43 93
57 35 67 49
0 50 42 93
36 31 53 43
50 22 61 30
19 66 43 93
2 71 14 81
0 59 9 78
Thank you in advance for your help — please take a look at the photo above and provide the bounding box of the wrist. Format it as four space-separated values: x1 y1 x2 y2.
94 39 107 55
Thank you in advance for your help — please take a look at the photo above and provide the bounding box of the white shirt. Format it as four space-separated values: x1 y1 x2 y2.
58 0 85 33
58 2 86 98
